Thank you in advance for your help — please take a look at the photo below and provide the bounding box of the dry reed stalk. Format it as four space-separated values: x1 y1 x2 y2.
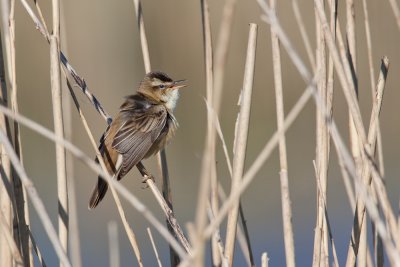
108 184 144 267
147 227 163 267
261 252 269 267
208 113 254 266
108 221 120 267
130 0 179 264
0 86 12 266
361 1 384 264
216 180 253 266
269 1 295 266
361 0 376 93
310 5 391 265
0 104 188 259
0 209 24 266
290 0 316 71
197 0 220 265
224 23 257 266
326 0 336 121
131 0 151 72
345 1 372 266
49 1 69 265
213 0 237 114
313 162 339 267
194 0 217 266
211 0 250 261
313 1 329 266
313 164 339 267
344 58 392 267
0 1 14 266
213 2 258 263
27 228 47 267
316 0 367 146
59 4 81 267
7 1 31 265
61 90 81 267
20 0 110 122
0 129 72 267
387 0 400 32
136 163 191 254
206 205 229 267
317 16 382 266
202 78 316 241
326 1 356 217
205 97 256 267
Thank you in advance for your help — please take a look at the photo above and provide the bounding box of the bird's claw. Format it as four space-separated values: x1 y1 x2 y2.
141 175 155 189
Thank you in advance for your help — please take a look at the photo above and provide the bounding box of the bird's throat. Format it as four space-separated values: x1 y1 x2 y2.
162 89 180 111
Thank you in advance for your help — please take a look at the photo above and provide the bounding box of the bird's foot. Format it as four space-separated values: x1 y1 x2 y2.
141 174 155 189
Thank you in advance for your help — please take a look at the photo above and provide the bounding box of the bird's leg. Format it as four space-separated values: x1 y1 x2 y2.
136 161 155 186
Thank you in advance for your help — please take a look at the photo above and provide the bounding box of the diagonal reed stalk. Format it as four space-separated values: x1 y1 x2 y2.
147 227 163 267
0 128 72 267
0 103 189 259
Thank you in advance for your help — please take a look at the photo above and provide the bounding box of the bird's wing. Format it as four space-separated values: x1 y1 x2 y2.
111 103 167 178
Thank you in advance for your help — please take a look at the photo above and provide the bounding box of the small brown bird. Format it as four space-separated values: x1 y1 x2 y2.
89 71 186 209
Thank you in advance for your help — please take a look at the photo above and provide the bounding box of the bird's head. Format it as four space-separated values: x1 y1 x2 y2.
138 71 186 110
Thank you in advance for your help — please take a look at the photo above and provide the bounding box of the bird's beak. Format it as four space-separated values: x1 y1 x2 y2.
170 79 187 90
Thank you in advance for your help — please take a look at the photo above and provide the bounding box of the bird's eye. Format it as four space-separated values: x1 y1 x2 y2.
159 84 166 89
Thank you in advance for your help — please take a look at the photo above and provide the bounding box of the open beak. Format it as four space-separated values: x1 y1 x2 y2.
170 79 187 90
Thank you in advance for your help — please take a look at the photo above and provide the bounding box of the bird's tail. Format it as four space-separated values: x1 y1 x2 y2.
88 176 108 209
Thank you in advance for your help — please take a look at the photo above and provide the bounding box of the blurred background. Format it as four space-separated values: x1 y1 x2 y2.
6 0 400 266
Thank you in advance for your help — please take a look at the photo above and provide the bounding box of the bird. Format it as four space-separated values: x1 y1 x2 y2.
88 71 186 209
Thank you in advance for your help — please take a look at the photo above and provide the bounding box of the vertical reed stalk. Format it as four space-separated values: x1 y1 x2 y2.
108 221 120 267
0 209 23 266
345 1 370 266
261 253 269 267
0 27 13 267
313 0 329 266
361 1 384 264
50 0 68 264
59 4 81 266
269 1 295 266
199 0 220 265
224 23 257 266
194 1 215 266
130 1 180 264
8 0 30 264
